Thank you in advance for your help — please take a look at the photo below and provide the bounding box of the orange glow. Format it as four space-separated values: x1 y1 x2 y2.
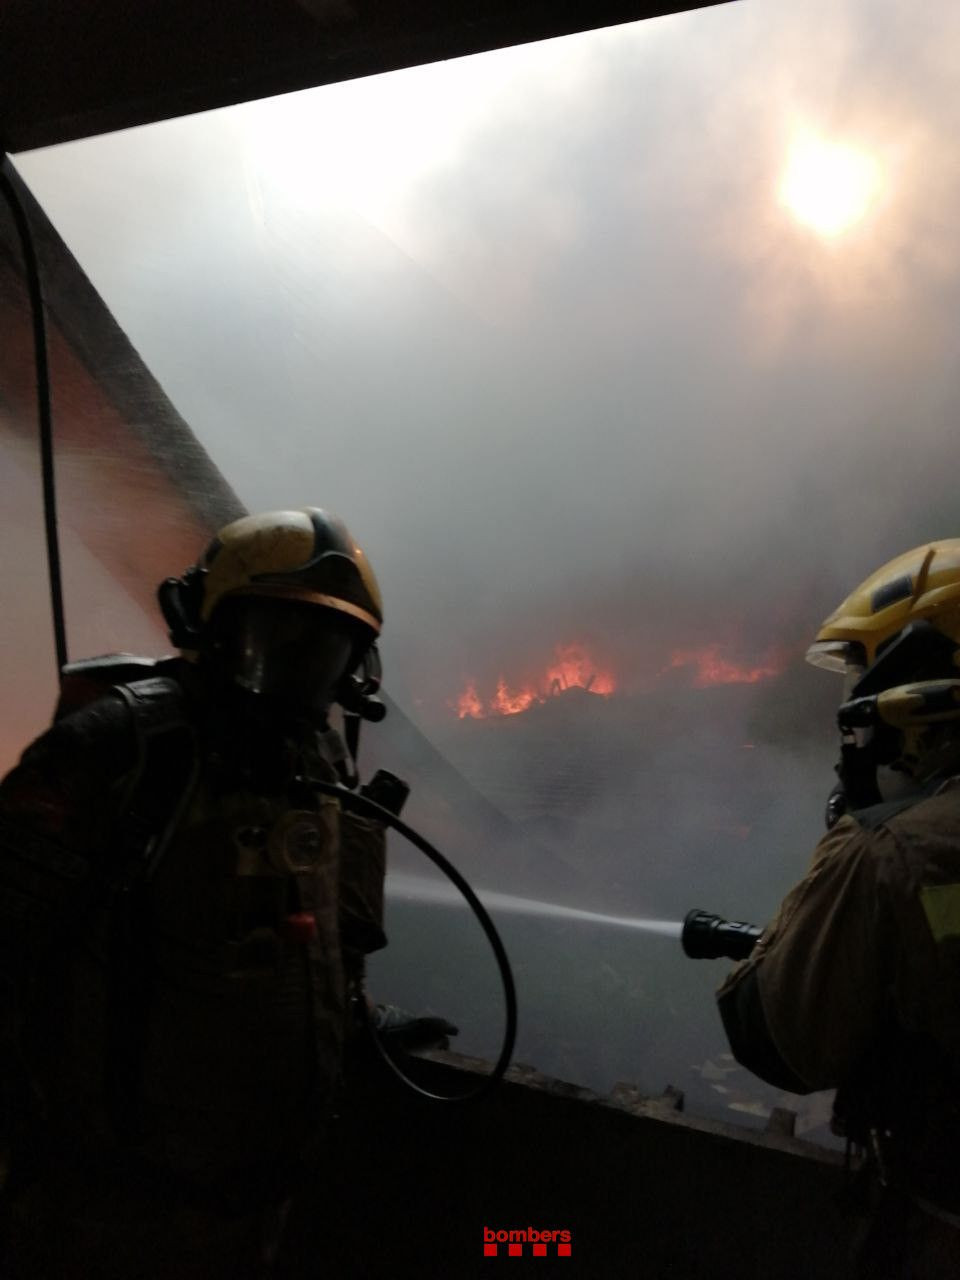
451 643 615 718
452 641 782 718
490 677 539 716
545 644 616 696
663 646 782 688
454 680 486 720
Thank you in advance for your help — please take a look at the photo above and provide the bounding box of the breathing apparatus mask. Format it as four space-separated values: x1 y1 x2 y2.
198 595 382 724
810 621 960 820
803 542 960 824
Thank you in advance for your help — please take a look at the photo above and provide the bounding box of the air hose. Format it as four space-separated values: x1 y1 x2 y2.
308 779 518 1102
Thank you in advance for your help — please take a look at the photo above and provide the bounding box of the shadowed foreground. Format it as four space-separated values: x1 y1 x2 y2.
280 1048 859 1278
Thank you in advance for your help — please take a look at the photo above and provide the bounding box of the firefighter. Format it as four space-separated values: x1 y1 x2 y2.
717 540 960 1276
0 508 403 1278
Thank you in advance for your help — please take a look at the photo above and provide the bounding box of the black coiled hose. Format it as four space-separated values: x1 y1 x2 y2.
310 779 518 1103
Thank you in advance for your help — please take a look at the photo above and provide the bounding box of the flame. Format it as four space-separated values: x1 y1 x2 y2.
454 680 486 720
490 677 538 716
452 642 781 719
662 646 782 688
545 644 616 696
452 643 615 718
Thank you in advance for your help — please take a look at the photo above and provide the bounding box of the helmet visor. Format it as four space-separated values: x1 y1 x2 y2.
805 640 866 700
206 596 359 717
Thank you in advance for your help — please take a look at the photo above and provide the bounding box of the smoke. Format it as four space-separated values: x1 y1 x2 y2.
18 0 960 725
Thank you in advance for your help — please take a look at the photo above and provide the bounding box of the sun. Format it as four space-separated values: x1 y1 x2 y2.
779 133 881 237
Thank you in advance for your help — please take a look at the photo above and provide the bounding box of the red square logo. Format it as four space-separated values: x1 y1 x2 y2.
558 1243 572 1257
533 1244 547 1257
509 1243 523 1257
484 1244 498 1257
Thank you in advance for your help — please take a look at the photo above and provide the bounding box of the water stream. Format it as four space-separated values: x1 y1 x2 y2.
386 872 682 939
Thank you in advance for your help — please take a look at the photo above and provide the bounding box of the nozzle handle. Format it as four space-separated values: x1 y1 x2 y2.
682 909 763 961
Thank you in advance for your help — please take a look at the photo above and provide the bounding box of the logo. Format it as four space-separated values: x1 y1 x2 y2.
483 1227 572 1257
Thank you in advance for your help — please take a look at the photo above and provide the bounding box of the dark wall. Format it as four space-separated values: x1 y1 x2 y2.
284 1051 858 1279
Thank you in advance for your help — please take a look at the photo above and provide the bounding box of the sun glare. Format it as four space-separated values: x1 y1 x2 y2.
779 134 881 237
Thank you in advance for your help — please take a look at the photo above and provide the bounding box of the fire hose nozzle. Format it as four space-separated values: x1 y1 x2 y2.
682 909 763 961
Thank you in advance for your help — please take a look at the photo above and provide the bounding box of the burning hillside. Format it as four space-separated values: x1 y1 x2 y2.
452 644 615 720
450 642 785 720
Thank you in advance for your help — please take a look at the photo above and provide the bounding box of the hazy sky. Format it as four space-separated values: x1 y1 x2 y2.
16 0 960 723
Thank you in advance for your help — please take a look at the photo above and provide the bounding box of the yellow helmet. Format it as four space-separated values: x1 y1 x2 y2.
807 541 960 802
159 508 382 651
807 541 960 677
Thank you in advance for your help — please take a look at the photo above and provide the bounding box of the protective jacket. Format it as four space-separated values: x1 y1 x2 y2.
718 779 960 1253
0 658 387 1218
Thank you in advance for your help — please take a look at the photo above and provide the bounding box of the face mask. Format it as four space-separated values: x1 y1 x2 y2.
204 597 359 718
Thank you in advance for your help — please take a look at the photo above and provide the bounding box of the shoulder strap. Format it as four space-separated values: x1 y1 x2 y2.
107 676 199 890
55 654 160 721
103 677 200 1144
